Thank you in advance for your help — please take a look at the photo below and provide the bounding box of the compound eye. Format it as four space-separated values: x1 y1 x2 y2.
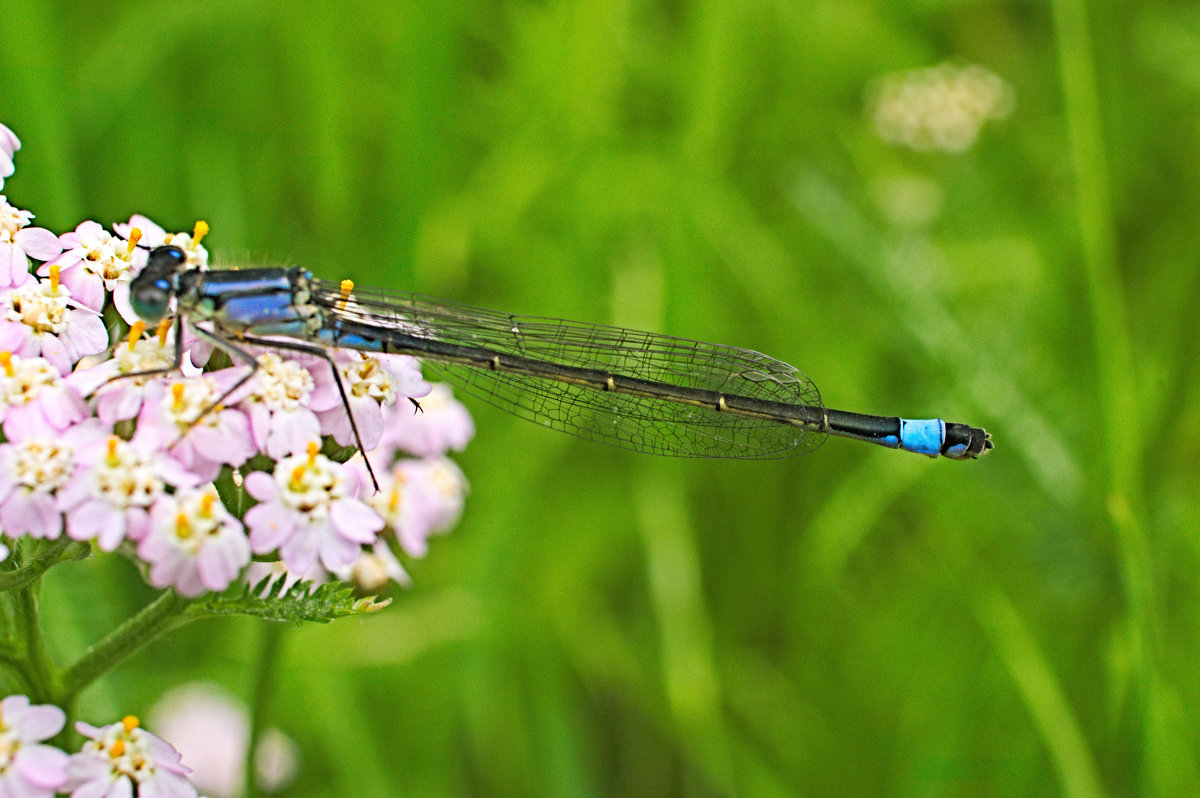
130 277 172 324
148 245 187 268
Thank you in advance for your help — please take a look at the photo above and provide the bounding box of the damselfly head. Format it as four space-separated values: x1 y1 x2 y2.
130 245 188 323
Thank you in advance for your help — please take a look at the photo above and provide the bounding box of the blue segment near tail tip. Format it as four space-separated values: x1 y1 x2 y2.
898 418 945 457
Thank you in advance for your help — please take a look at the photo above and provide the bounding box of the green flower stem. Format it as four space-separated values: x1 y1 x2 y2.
0 653 37 697
56 589 194 705
0 540 85 700
245 621 285 798
0 539 87 592
12 577 54 701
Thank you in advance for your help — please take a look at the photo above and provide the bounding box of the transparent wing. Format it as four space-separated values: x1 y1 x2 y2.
310 280 828 459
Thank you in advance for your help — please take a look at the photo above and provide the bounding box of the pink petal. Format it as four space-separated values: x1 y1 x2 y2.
137 532 168 563
141 734 188 771
34 493 64 538
38 388 86 430
351 397 384 450
76 770 135 798
318 527 361 571
198 539 247 590
14 743 69 790
113 283 139 324
167 560 206 597
61 269 105 312
156 457 202 489
397 520 431 558
0 241 23 285
96 385 144 423
55 477 88 512
2 403 35 440
0 124 17 157
14 227 63 262
330 499 384 543
47 249 83 273
1 491 62 539
0 491 40 536
244 471 279 502
280 527 319 573
38 336 72 374
188 425 237 463
141 772 195 798
67 502 107 541
0 321 28 351
124 506 150 542
74 721 103 738
115 214 165 243
74 220 104 238
315 407 351 446
62 312 109 358
96 509 130 551
173 445 220 483
346 457 378 495
14 704 66 741
270 410 320 458
248 404 271 451
245 502 295 552
395 369 432 399
145 558 177 591
308 380 340 412
184 336 213 369
66 361 115 397
219 411 254 456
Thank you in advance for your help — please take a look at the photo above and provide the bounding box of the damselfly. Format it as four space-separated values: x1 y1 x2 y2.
127 245 992 487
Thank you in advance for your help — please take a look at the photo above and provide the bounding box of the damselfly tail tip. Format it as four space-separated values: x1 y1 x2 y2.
943 422 992 460
976 430 994 458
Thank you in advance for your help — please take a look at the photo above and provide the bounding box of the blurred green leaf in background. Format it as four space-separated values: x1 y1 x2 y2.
4 0 1200 794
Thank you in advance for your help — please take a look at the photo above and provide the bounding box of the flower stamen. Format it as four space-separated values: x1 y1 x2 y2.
127 321 146 350
192 220 209 246
289 465 307 492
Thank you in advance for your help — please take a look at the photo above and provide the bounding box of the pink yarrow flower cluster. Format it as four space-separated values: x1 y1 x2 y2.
0 695 203 797
0 122 473 597
0 695 202 798
68 714 196 797
0 694 69 796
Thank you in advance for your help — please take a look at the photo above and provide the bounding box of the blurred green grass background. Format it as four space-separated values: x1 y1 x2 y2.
4 0 1199 794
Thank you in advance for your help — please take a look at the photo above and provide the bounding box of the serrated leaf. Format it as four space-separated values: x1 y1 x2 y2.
185 579 390 625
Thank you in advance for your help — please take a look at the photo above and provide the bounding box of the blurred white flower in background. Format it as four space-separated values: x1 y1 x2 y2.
151 683 299 797
868 172 946 228
868 62 1014 152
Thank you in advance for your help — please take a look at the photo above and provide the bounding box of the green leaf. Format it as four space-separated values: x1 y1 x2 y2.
185 578 391 625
